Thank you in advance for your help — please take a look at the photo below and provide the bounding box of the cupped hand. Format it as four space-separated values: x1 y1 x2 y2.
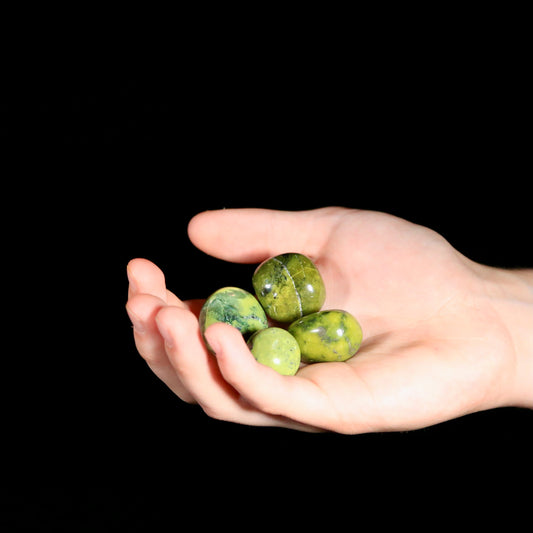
126 207 527 433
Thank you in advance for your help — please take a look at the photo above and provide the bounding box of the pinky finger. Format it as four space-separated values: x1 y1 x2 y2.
126 293 196 403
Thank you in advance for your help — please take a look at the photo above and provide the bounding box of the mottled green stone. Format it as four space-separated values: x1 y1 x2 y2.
199 287 268 352
247 327 301 376
288 310 363 363
252 253 326 323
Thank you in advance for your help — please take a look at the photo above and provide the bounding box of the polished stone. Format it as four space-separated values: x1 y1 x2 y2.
252 253 326 323
288 310 362 363
199 287 268 352
247 327 301 376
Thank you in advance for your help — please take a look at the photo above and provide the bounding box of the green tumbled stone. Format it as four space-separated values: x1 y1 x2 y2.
288 310 363 363
199 287 268 352
252 253 326 323
247 327 301 376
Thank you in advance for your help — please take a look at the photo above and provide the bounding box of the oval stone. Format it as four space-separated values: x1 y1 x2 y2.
199 287 268 352
252 253 326 323
247 327 301 376
288 310 363 363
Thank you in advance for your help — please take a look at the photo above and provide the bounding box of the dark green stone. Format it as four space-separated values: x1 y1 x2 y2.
252 253 326 322
288 310 363 363
199 287 268 352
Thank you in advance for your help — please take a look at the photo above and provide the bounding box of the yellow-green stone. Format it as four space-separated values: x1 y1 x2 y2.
247 327 301 376
288 310 363 363
252 253 326 323
199 287 268 352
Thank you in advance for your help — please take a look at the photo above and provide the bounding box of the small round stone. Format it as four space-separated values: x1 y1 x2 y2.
288 310 363 363
247 327 301 376
199 287 268 352
252 253 326 323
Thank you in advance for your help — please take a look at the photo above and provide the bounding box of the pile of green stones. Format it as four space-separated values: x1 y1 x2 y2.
199 253 363 376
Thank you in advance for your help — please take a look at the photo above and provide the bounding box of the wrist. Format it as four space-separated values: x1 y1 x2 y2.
484 268 533 408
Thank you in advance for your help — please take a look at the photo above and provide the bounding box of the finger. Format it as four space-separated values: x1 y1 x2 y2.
179 298 205 319
205 322 332 431
156 307 314 430
166 290 184 307
187 207 347 263
127 258 168 301
126 293 195 403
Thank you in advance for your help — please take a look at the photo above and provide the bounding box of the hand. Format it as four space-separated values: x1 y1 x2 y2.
126 208 533 433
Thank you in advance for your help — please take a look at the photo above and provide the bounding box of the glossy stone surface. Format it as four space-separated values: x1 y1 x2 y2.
252 253 326 323
288 310 362 363
247 327 301 376
199 287 268 352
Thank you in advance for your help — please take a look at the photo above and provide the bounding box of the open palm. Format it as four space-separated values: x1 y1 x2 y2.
126 207 522 433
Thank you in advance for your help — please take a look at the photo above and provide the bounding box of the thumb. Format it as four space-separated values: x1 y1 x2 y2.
187 207 344 263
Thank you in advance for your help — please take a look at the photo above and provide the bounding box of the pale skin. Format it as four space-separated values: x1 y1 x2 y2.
125 207 533 433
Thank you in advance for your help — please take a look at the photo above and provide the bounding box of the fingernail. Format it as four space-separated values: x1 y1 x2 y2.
158 322 174 349
125 305 146 334
204 325 221 355
126 264 139 294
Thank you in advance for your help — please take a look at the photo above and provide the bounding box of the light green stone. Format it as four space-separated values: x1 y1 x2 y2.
288 310 363 363
252 253 326 323
199 287 268 352
247 327 301 376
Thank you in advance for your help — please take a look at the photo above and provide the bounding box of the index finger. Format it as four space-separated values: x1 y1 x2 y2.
205 322 334 431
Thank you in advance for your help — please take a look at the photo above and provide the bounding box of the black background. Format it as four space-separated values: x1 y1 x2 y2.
3 17 532 530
